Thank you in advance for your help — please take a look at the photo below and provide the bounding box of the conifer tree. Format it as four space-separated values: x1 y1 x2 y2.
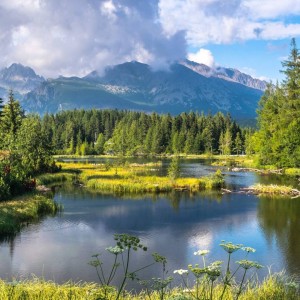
0 90 24 148
168 156 180 180
0 97 3 117
256 38 300 167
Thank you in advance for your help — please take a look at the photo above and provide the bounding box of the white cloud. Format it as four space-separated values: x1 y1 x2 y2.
100 0 117 20
188 49 215 68
244 0 300 19
0 0 186 77
0 0 300 77
158 0 300 46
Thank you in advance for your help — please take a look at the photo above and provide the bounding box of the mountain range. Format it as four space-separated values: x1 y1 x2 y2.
0 60 267 120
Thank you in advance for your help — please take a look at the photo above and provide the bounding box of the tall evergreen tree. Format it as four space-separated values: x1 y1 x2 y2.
0 97 4 117
256 38 300 167
0 90 24 148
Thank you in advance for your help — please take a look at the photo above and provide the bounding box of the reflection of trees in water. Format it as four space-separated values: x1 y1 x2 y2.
257 196 300 276
56 184 223 211
257 174 299 188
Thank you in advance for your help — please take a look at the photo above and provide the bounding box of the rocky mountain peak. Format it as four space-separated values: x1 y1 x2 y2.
0 63 45 94
181 60 267 91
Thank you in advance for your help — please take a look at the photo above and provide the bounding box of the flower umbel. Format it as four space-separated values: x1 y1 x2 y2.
220 241 243 253
194 249 210 256
106 246 124 255
174 269 189 275
236 259 263 270
242 247 256 253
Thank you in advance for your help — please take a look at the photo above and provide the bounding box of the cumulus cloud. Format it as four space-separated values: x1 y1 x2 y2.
158 0 300 46
188 49 215 68
0 0 186 77
0 0 300 77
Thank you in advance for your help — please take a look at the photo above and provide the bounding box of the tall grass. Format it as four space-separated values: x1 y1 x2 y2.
249 184 298 195
0 273 297 300
36 172 77 185
58 162 224 194
0 194 61 235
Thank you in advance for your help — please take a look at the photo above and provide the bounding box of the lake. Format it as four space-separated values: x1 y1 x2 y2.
0 158 299 289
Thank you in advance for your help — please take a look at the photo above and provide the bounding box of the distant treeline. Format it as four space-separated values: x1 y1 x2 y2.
41 110 252 156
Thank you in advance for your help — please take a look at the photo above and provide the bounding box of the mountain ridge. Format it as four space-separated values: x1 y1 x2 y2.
0 61 266 119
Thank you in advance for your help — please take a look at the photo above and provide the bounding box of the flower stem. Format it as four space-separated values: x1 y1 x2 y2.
116 248 131 300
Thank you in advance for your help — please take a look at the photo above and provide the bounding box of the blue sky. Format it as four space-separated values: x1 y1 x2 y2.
201 39 291 81
0 0 300 81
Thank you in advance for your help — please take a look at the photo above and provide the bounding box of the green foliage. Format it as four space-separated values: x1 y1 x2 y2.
168 157 181 180
0 92 57 200
0 90 24 149
86 234 299 300
89 233 151 300
0 97 3 117
95 133 106 154
40 110 245 156
0 194 61 235
256 39 300 167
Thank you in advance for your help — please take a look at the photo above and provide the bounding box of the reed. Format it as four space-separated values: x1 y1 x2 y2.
58 162 224 194
249 184 296 195
0 273 297 300
36 172 76 185
0 194 61 235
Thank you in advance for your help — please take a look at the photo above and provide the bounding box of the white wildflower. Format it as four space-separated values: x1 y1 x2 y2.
173 269 188 275
194 249 210 256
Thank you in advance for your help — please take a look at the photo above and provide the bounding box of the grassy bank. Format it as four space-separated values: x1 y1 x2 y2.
0 274 298 300
36 171 78 185
58 162 224 194
245 184 300 197
0 194 61 235
209 155 300 175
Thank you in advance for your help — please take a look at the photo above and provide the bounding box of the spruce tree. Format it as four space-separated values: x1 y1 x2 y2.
0 90 24 148
0 97 4 117
256 38 300 167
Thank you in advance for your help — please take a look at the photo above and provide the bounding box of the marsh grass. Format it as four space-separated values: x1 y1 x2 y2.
285 168 300 176
0 194 61 235
249 184 297 195
58 162 224 194
36 172 77 185
0 273 297 300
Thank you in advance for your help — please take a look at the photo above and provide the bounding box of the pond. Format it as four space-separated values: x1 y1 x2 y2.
0 158 299 289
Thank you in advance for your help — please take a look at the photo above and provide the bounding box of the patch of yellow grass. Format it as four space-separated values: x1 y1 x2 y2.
59 162 223 194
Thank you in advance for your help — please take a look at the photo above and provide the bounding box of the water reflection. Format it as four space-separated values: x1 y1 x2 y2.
0 188 262 287
257 195 300 280
0 159 299 287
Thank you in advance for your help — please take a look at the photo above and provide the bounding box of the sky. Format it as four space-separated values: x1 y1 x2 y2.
1 0 300 81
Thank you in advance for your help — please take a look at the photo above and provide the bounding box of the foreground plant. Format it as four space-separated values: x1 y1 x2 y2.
140 252 173 300
173 242 264 300
90 233 157 300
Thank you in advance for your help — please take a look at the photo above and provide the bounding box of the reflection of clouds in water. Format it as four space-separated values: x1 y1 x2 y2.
100 205 130 218
6 219 111 282
188 231 213 251
0 176 296 285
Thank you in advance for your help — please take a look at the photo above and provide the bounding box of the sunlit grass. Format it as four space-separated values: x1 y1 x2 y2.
58 162 224 194
0 273 297 300
249 184 298 195
36 172 76 185
0 194 61 235
285 168 300 176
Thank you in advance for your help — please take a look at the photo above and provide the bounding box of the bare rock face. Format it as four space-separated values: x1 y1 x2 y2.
3 60 266 121
0 63 45 95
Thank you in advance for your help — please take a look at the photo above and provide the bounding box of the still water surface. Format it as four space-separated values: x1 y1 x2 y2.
0 159 299 288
